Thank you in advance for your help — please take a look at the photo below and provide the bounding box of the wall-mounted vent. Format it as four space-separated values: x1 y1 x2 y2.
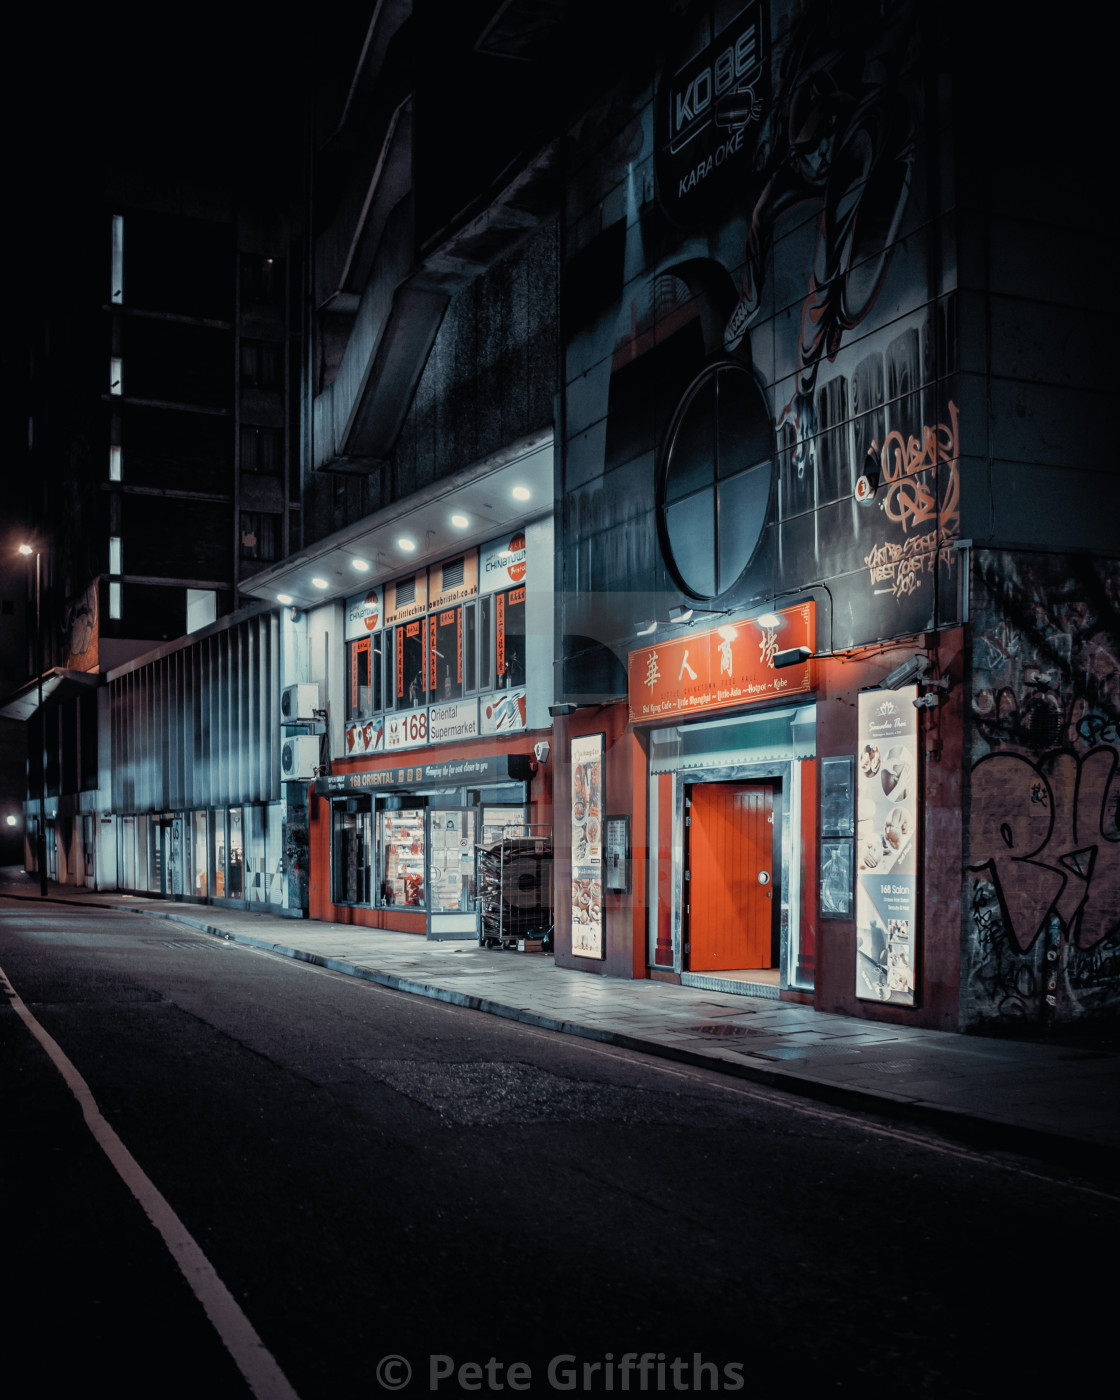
396 576 416 606
281 735 320 781
281 682 320 721
442 556 465 590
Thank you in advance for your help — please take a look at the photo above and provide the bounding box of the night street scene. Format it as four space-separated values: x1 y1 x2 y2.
1 3 1117 1398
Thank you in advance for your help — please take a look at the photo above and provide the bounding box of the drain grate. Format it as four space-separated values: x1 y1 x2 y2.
688 1023 760 1038
141 938 217 952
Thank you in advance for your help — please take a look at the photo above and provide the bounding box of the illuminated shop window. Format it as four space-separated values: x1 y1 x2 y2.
109 445 122 481
109 535 122 575
111 214 124 303
109 581 122 619
110 357 123 395
658 363 774 598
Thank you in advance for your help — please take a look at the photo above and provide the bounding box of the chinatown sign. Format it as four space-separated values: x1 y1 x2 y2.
627 603 814 724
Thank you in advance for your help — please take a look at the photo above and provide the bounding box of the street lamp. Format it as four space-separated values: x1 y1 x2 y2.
18 543 48 897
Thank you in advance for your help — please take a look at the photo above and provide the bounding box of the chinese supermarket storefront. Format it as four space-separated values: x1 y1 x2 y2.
309 750 548 939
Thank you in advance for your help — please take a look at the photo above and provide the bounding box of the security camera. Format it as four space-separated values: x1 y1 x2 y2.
881 655 930 690
534 741 550 764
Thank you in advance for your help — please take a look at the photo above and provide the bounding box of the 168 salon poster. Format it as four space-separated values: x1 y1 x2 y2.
855 688 919 1004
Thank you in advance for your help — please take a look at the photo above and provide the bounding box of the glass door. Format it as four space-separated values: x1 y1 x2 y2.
428 807 479 941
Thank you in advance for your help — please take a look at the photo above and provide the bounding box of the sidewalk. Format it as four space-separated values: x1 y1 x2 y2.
4 873 1118 1176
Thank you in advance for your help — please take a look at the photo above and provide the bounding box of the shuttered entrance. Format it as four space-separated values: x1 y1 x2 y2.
685 781 778 972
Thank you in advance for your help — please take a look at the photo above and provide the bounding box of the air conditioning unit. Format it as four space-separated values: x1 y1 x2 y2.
281 735 321 781
281 682 320 722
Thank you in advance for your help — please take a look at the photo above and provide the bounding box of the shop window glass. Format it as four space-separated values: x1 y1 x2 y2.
333 798 373 905
215 812 228 897
430 606 463 701
429 810 476 912
245 805 265 903
228 807 244 898
480 598 493 692
464 601 478 692
496 586 526 688
192 811 208 896
348 635 384 719
379 807 425 907
395 621 426 708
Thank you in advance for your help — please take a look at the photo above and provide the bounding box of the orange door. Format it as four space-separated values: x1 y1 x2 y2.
687 782 775 971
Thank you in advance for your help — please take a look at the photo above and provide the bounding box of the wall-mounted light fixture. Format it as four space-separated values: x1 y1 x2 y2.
548 702 578 717
635 619 658 636
773 646 813 668
668 604 730 625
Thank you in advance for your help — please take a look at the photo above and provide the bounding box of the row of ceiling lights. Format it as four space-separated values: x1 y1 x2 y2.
275 485 533 604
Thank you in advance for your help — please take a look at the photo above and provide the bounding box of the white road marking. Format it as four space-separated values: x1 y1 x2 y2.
0 959 301 1400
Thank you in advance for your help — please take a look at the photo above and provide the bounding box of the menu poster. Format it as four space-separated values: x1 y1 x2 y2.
855 688 920 1005
570 733 604 959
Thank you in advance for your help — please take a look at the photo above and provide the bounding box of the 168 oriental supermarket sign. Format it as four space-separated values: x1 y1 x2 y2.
627 603 814 723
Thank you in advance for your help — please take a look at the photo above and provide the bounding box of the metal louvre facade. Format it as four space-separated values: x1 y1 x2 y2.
110 611 281 814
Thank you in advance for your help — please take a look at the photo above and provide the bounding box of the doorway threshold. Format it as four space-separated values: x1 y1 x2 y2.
681 971 780 999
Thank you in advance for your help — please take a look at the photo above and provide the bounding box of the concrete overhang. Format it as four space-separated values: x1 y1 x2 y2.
242 428 554 608
0 668 101 723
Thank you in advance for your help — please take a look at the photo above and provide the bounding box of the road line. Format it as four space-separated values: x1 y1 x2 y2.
0 958 301 1400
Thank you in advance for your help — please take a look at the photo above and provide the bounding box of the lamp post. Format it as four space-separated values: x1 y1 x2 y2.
18 543 48 897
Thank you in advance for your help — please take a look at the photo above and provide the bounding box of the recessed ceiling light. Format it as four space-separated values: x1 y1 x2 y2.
512 486 531 501
311 577 329 589
277 593 293 604
398 537 416 552
451 513 469 528
352 558 370 572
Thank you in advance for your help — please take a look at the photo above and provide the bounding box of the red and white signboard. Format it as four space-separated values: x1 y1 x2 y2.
386 709 430 751
345 587 382 641
626 603 814 724
480 532 527 594
480 689 527 735
345 717 385 755
428 698 479 744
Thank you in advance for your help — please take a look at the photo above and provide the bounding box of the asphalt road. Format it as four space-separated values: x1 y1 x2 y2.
2 901 1116 1399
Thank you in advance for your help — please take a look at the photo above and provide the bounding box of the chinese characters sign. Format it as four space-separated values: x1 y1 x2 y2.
570 733 604 959
855 688 920 1005
627 603 814 724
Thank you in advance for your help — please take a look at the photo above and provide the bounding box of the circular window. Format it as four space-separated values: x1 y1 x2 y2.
658 363 774 599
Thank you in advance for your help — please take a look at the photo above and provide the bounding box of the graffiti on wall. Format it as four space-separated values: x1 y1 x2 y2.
727 3 917 400
863 400 960 602
964 553 1120 1027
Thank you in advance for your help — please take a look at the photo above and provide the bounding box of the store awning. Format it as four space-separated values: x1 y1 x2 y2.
0 668 101 723
239 428 553 609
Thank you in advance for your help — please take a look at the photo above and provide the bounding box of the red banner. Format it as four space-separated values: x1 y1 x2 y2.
627 603 815 724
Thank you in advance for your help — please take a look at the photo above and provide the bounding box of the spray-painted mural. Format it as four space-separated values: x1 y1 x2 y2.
964 551 1120 1029
561 0 957 683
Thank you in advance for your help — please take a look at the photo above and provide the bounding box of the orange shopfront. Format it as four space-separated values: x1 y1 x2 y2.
553 604 966 1030
308 740 552 940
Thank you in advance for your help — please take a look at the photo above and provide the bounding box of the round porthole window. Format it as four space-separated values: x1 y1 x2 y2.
658 363 774 599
